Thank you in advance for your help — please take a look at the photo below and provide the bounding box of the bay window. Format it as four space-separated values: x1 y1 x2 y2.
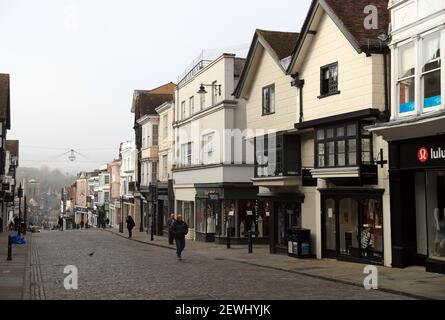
152 124 158 146
398 41 416 114
316 122 373 168
422 31 441 110
254 133 300 178
151 162 158 183
396 29 443 117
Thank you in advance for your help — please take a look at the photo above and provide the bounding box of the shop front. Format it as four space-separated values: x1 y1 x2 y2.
389 134 445 274
257 192 304 254
194 183 261 244
294 109 391 265
320 189 384 264
157 180 174 237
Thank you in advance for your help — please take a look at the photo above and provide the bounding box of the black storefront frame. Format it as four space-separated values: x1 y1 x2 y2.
320 188 385 265
389 134 445 274
195 183 261 244
258 193 305 254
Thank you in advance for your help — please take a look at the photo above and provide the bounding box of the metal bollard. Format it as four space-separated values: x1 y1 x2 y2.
248 230 253 254
7 235 12 261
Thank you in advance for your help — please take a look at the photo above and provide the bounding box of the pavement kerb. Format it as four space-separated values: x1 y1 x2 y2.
223 259 433 301
103 228 434 301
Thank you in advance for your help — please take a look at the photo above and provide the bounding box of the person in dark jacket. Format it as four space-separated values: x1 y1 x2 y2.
126 215 135 238
167 214 176 245
171 215 188 260
59 216 64 231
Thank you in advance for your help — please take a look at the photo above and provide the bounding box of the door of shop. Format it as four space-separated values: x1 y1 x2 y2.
321 194 384 263
275 201 301 249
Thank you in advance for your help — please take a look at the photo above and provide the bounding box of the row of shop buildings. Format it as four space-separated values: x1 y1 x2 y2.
67 0 445 275
0 73 20 233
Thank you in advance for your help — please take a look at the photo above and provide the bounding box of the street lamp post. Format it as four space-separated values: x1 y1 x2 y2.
150 184 155 241
17 184 23 236
23 195 27 235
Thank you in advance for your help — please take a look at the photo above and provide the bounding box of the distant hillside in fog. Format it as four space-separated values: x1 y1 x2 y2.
16 166 77 193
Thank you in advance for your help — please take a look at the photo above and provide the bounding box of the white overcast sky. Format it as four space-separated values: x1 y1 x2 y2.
0 0 311 174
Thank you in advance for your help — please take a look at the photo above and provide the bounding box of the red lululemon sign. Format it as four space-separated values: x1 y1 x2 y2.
418 147 429 163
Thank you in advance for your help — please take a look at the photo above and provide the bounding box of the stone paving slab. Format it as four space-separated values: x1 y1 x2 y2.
105 227 445 300
0 232 31 300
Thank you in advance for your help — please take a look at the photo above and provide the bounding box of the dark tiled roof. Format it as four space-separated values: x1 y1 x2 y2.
257 29 300 60
134 92 174 120
0 74 10 127
6 140 18 158
323 0 389 50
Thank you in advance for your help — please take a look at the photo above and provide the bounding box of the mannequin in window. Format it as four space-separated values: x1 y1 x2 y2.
206 204 215 234
434 208 445 257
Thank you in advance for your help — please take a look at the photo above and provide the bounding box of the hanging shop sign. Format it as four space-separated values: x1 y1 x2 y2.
75 206 88 214
207 192 220 201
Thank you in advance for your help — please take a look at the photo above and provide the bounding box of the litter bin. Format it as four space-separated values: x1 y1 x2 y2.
287 227 312 258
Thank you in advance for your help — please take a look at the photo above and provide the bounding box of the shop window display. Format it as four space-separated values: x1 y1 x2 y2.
323 196 383 262
360 199 383 259
339 198 359 256
196 199 206 233
223 201 236 237
426 171 445 261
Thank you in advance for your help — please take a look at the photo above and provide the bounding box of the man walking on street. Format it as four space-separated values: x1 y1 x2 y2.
171 214 188 260
59 216 64 231
126 215 135 239
167 214 176 245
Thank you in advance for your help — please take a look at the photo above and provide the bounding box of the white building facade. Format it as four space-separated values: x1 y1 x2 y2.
173 53 258 243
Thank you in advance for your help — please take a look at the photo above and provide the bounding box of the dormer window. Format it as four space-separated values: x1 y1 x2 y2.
319 62 339 98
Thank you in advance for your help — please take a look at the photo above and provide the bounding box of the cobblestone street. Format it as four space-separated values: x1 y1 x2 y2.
29 230 411 300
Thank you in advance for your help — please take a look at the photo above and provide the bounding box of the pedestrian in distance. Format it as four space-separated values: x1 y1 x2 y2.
171 214 188 261
59 216 64 231
105 218 110 228
13 216 19 231
80 220 84 230
126 215 135 238
167 213 176 245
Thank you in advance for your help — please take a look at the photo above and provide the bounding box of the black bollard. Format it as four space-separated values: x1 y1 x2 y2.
227 230 231 249
226 218 231 249
7 235 12 261
248 230 253 254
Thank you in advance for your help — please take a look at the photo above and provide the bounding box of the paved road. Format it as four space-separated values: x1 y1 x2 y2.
31 230 409 300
